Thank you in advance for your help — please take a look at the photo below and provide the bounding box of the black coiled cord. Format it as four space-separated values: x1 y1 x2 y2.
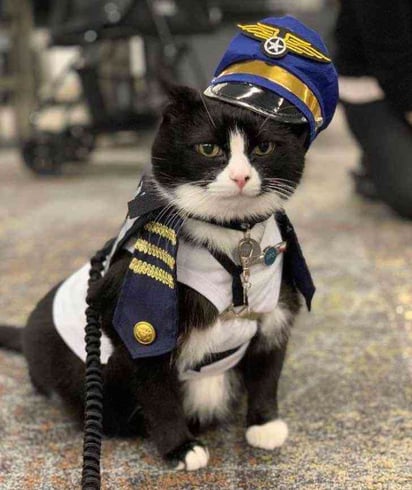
82 240 114 490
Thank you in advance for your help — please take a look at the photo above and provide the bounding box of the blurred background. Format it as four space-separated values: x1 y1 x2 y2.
0 0 337 168
0 1 411 488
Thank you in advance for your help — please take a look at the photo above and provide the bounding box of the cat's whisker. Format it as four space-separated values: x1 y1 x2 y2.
265 183 295 192
265 176 299 182
256 114 272 136
151 173 179 186
165 212 183 238
150 191 209 246
153 174 214 189
265 175 302 183
199 92 217 129
264 181 298 192
150 202 179 246
175 211 192 235
271 191 294 201
264 173 302 183
276 192 293 200
263 184 296 199
265 186 296 195
183 180 213 187
265 179 296 187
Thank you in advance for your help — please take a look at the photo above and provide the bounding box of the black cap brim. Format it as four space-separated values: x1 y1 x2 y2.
204 82 308 126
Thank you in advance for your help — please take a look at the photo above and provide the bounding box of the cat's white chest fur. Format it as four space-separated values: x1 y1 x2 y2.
177 315 254 423
178 216 288 423
178 306 290 424
177 317 258 380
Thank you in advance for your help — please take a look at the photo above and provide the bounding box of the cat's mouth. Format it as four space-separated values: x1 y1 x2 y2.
165 182 286 222
207 186 261 198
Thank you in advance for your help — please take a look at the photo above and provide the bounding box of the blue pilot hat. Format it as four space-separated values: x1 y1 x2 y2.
204 16 338 144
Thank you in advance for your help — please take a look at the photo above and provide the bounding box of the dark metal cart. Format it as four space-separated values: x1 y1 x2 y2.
21 0 221 175
21 0 282 175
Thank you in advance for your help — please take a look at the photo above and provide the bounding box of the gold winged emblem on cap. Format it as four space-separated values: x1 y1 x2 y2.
238 22 331 63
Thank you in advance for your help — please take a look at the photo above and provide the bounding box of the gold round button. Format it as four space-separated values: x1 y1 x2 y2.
133 321 156 345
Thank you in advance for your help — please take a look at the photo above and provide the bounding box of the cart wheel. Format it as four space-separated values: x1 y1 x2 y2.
65 126 96 162
21 135 64 176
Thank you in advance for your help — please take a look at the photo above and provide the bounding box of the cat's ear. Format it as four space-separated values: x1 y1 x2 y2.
162 81 201 105
160 79 201 121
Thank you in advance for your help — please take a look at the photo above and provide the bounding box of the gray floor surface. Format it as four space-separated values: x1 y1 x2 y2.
0 108 411 489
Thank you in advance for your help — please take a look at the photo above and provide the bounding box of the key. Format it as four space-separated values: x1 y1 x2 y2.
241 266 251 305
238 237 261 267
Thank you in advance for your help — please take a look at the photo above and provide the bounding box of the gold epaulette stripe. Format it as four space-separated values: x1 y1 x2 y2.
144 221 177 245
129 258 174 289
134 238 175 269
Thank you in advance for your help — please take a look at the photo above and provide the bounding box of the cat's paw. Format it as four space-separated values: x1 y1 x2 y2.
166 440 209 471
246 419 288 450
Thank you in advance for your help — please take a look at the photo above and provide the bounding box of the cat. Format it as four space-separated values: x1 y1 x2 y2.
0 84 309 471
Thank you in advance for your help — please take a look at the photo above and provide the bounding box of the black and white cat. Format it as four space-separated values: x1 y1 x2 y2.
0 85 309 471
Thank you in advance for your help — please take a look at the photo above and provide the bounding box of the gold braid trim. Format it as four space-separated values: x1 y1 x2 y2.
134 239 175 270
144 221 177 245
129 258 174 289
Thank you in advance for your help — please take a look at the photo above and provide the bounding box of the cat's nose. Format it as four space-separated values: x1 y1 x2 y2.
230 174 250 190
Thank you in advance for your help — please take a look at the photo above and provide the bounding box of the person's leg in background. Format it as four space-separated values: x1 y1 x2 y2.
335 0 412 219
342 100 412 219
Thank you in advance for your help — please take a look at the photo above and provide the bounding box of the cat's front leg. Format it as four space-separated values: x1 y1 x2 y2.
238 321 289 450
134 353 209 470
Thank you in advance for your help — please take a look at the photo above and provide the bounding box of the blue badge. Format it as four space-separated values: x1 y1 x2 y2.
264 246 278 266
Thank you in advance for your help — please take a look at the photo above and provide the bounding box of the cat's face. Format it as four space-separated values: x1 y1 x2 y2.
151 86 307 222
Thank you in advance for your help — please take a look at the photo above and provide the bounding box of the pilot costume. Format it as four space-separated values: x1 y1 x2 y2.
53 16 338 379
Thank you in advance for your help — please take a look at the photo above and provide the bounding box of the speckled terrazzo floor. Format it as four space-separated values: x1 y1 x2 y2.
0 108 411 489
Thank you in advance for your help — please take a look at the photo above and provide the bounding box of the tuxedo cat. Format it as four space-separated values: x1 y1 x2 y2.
0 85 309 471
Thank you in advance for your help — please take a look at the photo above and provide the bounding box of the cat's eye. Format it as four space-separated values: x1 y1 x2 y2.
195 143 223 158
252 142 276 156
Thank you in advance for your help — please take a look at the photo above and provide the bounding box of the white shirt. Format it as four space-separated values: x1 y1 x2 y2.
53 217 283 378
177 217 283 314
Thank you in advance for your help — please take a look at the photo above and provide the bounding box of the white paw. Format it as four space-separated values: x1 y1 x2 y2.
246 419 288 450
175 445 210 471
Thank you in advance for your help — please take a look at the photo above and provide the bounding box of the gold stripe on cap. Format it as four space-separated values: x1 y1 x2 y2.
217 60 322 122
